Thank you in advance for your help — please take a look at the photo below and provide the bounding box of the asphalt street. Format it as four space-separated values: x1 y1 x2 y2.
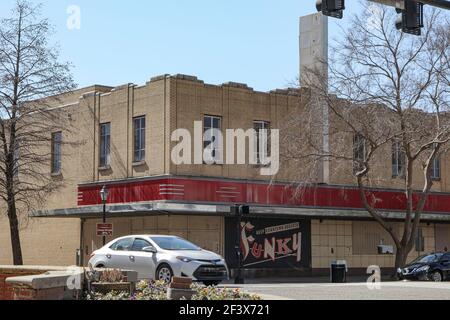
229 281 450 300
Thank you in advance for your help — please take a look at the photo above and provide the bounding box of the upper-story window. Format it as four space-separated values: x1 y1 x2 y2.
353 133 366 174
203 115 222 164
133 116 146 163
431 155 441 180
392 139 406 178
254 120 270 165
100 123 111 168
51 132 62 174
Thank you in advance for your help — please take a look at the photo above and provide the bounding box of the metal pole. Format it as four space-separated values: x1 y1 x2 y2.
368 0 450 10
417 0 450 10
234 206 244 284
102 201 106 246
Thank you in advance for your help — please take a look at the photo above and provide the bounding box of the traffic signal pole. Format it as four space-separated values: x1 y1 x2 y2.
232 205 250 285
368 0 450 10
235 206 244 284
318 0 450 36
408 0 450 10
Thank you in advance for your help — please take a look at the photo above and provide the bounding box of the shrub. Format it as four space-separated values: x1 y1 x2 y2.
86 280 262 301
191 283 261 301
99 269 127 283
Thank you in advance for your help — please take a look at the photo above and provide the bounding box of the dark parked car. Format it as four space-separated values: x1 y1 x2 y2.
398 253 450 282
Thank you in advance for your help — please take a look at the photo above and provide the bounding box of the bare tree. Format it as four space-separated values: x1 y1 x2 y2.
288 3 450 273
0 1 76 265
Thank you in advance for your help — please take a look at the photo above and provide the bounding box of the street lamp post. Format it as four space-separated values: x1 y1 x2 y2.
100 185 109 246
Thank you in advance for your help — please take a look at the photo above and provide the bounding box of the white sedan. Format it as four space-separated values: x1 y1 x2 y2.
88 235 229 285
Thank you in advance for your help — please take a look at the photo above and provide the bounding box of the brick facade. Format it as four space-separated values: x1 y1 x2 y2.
0 74 449 273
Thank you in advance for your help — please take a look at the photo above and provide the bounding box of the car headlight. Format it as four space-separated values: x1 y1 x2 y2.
397 268 402 274
415 266 430 273
176 256 192 263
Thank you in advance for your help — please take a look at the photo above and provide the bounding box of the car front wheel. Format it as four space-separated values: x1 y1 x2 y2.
156 264 173 283
431 271 443 282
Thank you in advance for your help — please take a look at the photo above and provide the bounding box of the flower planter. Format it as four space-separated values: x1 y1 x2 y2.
91 282 134 295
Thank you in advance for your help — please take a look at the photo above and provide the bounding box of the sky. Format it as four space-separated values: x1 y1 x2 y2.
0 0 364 92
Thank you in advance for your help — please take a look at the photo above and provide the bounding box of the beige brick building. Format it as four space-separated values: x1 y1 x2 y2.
0 74 449 276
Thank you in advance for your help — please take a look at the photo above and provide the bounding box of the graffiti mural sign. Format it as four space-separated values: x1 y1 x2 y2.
225 218 311 269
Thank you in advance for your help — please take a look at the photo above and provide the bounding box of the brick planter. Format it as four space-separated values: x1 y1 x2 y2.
12 284 65 301
167 277 194 300
0 266 66 301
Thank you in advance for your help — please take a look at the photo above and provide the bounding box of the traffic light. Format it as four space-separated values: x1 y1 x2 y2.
232 205 250 216
316 0 346 19
239 205 250 216
395 1 424 35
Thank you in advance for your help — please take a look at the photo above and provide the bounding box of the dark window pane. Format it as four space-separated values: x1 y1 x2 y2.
110 238 134 251
100 123 111 167
204 117 210 129
51 132 62 173
254 121 270 164
203 116 222 164
133 116 146 162
132 239 151 252
213 118 220 129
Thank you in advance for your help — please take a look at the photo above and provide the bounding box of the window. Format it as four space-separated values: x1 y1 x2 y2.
392 140 406 178
100 123 111 167
442 253 450 262
203 115 222 164
51 132 62 174
431 155 441 180
353 133 366 174
133 116 146 163
131 239 151 252
150 237 200 251
110 237 133 251
254 121 270 165
412 254 443 264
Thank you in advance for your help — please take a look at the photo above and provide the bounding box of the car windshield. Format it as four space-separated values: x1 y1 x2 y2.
150 237 201 251
412 254 444 264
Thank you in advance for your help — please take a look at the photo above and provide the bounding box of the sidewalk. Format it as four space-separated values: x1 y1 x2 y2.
222 275 392 285
228 281 450 300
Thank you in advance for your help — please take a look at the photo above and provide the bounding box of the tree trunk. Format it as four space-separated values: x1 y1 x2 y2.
7 200 23 265
394 246 409 277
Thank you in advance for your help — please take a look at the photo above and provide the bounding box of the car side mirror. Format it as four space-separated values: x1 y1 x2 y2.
143 246 157 253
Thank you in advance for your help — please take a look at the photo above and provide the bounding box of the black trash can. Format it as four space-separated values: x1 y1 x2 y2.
330 260 347 283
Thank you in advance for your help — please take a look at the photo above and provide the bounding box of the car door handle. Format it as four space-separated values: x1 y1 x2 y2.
129 255 135 261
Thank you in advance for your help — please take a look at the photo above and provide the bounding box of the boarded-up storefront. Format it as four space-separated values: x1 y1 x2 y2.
435 224 450 252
